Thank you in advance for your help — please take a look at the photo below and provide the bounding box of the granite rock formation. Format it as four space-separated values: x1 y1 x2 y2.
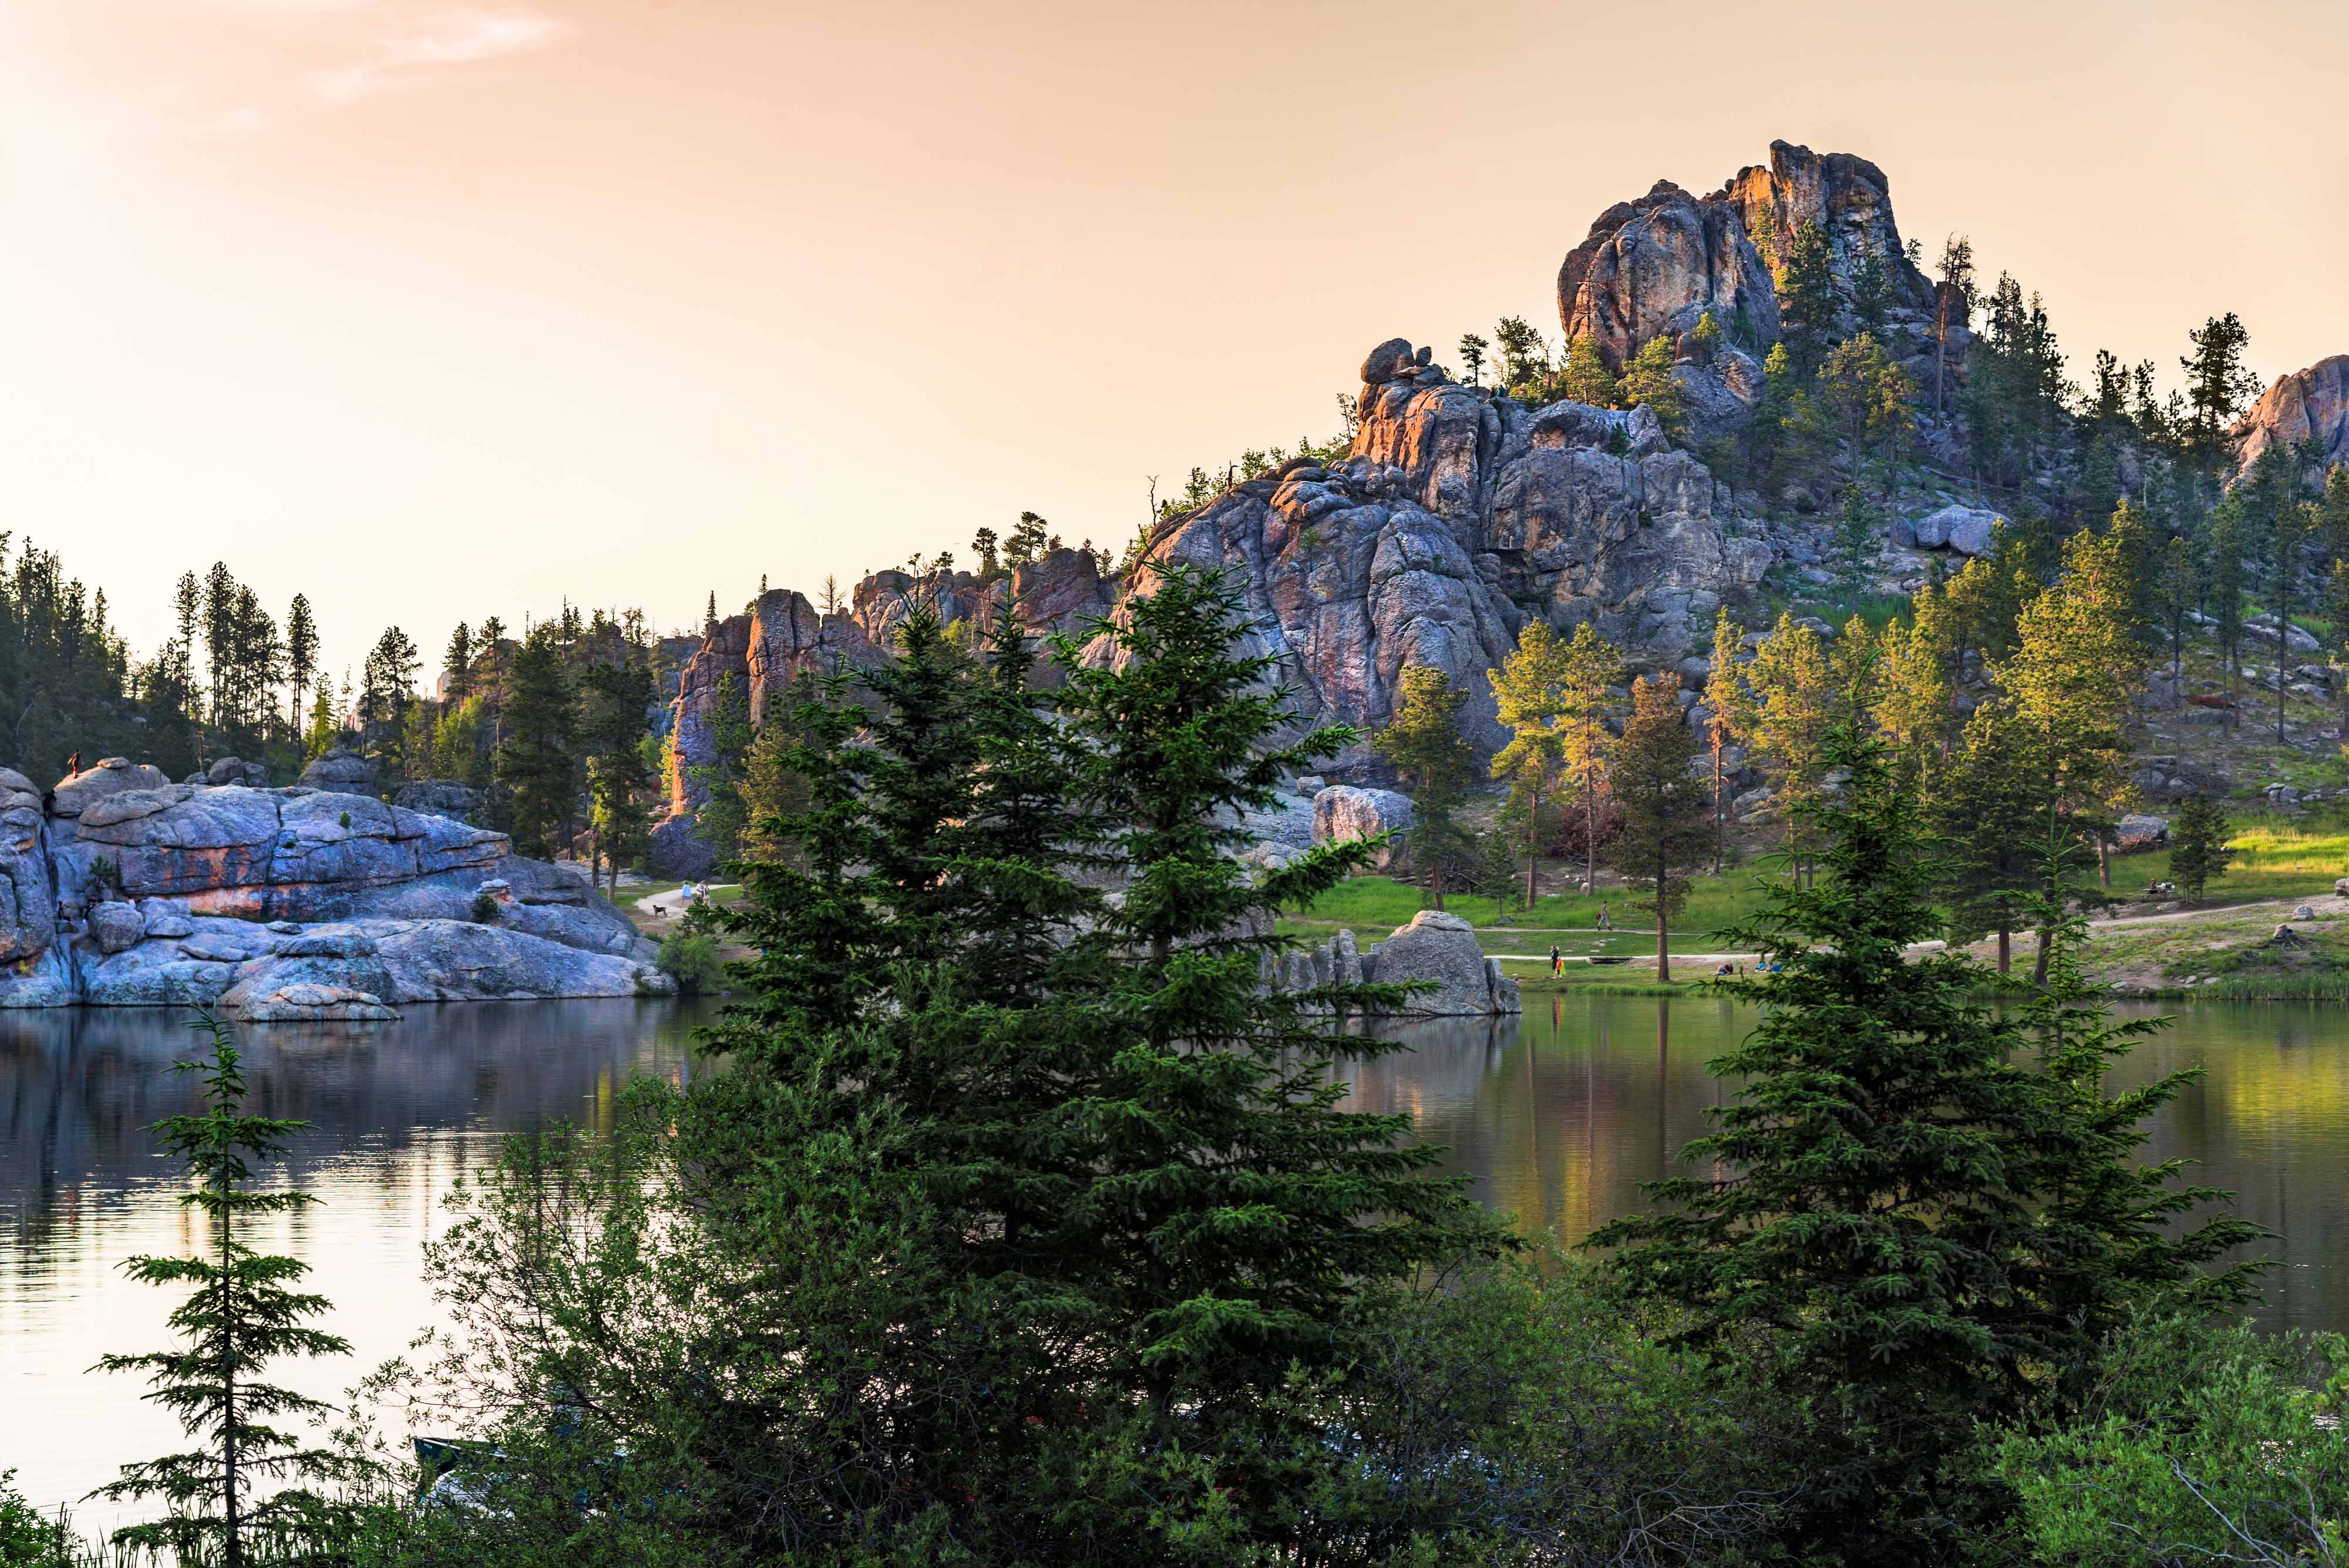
2233 355 2349 475
1311 785 1415 871
1558 140 1943 441
0 759 664 1015
1277 910 1520 1017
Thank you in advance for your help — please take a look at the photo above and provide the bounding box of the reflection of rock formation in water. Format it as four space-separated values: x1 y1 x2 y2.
0 1001 705 1243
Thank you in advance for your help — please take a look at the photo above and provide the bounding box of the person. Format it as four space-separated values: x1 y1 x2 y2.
62 750 81 778
1598 903 1610 930
1549 943 1561 977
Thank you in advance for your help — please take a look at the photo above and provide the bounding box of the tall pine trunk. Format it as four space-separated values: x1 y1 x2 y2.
1654 901 1670 983
1582 776 1597 896
1996 925 2011 974
1525 782 1541 911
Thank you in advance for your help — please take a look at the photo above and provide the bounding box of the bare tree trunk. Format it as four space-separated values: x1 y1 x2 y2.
1525 784 1541 911
2096 833 2110 889
1996 926 2011 975
1655 904 1670 984
1711 741 1725 874
1582 779 1597 896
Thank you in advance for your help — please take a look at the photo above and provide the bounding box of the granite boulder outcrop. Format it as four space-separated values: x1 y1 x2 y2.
0 759 665 1016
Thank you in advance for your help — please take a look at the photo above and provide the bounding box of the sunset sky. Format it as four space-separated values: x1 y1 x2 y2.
3 0 2343 683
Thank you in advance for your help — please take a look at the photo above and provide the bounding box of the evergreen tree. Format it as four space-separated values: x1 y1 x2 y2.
2166 792 2235 903
1997 524 2143 905
1559 331 1619 408
496 625 576 860
1933 234 1976 412
2326 557 2349 738
92 1018 353 1567
2209 499 2248 722
1930 698 2045 973
2264 497 2313 743
301 685 338 762
1488 621 1572 908
2179 312 2261 470
1556 623 1623 894
2160 531 2200 684
1743 613 1837 879
1775 218 1837 375
1372 665 1478 909
1492 314 1550 396
1815 331 1915 494
442 621 474 705
1618 334 1683 436
580 658 655 895
359 625 421 773
1606 673 1709 980
1704 610 1748 872
284 594 318 738
1872 588 1954 766
1593 722 2255 1560
1456 331 1488 388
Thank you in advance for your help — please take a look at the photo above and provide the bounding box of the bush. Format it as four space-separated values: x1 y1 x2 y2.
1998 1312 2349 1564
470 891 500 923
655 932 722 994
0 1469 70 1567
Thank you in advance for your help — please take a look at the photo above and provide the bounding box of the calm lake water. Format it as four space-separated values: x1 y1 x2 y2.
4 994 2345 1525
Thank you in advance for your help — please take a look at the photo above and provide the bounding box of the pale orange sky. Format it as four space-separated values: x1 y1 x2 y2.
3 1 2343 683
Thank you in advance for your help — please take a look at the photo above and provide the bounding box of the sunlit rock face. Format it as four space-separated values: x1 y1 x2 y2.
2234 355 2349 476
0 761 662 1014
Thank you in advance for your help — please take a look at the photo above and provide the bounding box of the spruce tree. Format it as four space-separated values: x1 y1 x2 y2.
1593 722 2255 1559
1372 664 1478 909
284 594 318 739
93 1018 353 1567
496 624 576 860
1606 673 1710 979
1930 698 2045 973
2166 792 2234 903
1559 331 1618 408
2179 312 2260 470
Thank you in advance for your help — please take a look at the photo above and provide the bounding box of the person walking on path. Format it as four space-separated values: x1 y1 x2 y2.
1549 943 1561 977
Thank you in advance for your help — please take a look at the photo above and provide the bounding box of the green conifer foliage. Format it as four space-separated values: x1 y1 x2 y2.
495 624 577 860
1605 673 1709 980
1594 723 2257 1559
2166 792 2235 902
1372 664 1479 909
93 1018 353 1568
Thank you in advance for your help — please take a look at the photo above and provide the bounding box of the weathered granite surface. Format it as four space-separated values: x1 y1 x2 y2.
1312 785 1415 870
0 759 666 1018
2233 355 2349 476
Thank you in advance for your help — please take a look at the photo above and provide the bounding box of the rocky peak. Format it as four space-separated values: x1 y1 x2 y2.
1716 140 1933 317
2233 355 2349 475
1557 180 1779 372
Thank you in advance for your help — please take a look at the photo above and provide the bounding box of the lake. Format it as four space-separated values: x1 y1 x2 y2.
4 994 2344 1526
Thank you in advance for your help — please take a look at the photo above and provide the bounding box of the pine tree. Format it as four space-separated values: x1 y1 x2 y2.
1556 623 1623 894
1930 698 2045 973
442 621 474 705
496 625 576 859
1488 621 1572 908
2326 557 2349 738
1606 673 1709 980
1559 331 1619 408
1456 331 1488 388
1997 524 2144 904
1618 334 1683 436
2166 792 2235 903
92 1018 353 1567
284 594 318 739
2160 532 2200 684
1592 722 2255 1559
1492 314 1550 396
1933 234 1975 411
1872 588 1954 765
1372 665 1477 909
2266 498 2313 742
1704 610 1748 872
2179 312 2261 470
580 658 655 895
1815 331 1915 494
1743 613 1836 879
1774 219 1838 375
2209 500 2247 722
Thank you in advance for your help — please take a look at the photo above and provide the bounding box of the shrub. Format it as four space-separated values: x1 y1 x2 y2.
0 1468 71 1566
655 932 722 994
470 891 500 924
1998 1313 2349 1564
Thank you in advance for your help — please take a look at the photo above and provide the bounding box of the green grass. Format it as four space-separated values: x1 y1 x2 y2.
2117 818 2348 905
1287 870 1774 937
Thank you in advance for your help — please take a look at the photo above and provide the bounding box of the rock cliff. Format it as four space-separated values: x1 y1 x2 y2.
648 331 1773 867
2233 355 2349 475
1558 140 1943 438
0 758 664 1015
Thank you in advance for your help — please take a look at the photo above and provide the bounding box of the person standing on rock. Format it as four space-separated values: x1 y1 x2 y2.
62 751 80 779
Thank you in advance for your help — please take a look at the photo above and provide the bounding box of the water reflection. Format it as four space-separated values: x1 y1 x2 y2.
1344 994 2349 1337
0 1001 711 1528
3 992 2344 1527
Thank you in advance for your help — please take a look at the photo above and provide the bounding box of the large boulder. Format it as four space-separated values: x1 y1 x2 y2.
1313 786 1415 870
297 749 376 793
393 779 484 823
1359 910 1520 1015
51 759 170 817
202 757 271 788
